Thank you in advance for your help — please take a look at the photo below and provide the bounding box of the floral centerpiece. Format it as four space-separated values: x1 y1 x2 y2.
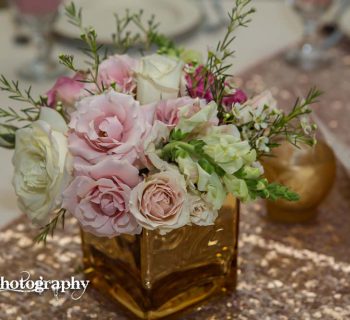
0 1 319 318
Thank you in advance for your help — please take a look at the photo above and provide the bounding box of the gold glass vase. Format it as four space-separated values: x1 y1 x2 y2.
81 195 239 319
262 141 336 223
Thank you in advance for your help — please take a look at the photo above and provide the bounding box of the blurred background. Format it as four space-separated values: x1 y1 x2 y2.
0 0 349 227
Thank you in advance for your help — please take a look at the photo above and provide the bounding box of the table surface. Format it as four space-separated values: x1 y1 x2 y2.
0 39 350 320
0 0 304 228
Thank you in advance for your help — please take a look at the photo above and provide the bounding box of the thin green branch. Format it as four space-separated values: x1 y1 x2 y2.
204 0 255 116
34 209 67 245
65 2 103 92
0 75 46 107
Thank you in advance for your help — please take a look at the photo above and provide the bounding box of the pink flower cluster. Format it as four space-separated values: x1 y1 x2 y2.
185 65 247 111
46 54 246 237
46 55 137 110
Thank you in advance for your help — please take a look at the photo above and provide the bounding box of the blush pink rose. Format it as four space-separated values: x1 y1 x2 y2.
129 170 190 234
68 90 148 166
154 96 199 127
47 72 86 108
98 54 138 93
63 158 141 237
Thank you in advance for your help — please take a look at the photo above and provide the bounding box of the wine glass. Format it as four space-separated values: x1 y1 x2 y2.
10 0 65 81
286 0 334 71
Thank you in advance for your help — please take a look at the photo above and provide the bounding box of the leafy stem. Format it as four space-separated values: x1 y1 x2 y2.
0 106 39 123
0 75 46 108
205 0 255 117
34 209 66 245
65 2 104 92
113 9 180 55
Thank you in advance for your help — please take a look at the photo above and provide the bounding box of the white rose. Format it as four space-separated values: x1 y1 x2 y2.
136 54 184 104
12 107 71 225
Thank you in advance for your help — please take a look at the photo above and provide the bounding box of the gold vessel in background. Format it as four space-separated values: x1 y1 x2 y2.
81 194 239 319
262 141 336 223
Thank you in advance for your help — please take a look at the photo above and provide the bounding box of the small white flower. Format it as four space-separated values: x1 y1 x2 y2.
300 116 312 135
255 136 270 153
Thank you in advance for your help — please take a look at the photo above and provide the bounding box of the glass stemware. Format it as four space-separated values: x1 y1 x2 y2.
10 0 65 81
286 0 334 71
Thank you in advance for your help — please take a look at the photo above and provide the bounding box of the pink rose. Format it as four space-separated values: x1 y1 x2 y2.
154 96 198 127
129 170 190 234
63 158 141 237
98 54 138 93
185 65 214 102
68 90 148 166
222 89 247 110
47 72 86 108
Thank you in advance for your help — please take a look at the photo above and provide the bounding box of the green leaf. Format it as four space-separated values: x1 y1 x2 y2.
198 158 215 174
34 209 66 245
0 124 17 149
170 128 188 141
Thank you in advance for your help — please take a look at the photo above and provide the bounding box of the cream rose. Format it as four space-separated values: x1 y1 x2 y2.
189 194 218 226
136 54 184 104
12 107 71 225
129 170 190 234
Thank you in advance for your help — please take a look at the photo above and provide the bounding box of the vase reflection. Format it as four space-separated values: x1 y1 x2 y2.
262 141 336 223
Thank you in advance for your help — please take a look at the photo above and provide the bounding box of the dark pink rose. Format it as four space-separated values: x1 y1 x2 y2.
63 158 141 237
98 55 138 93
222 89 248 110
68 90 148 166
47 72 85 108
185 65 214 102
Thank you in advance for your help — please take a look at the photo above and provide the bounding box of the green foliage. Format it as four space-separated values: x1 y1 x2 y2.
65 2 104 91
266 87 321 149
58 54 78 72
0 124 17 149
169 128 189 141
0 106 38 123
0 75 42 126
0 75 46 108
224 87 321 157
235 169 299 201
64 2 181 92
34 209 66 245
113 9 180 55
205 0 255 116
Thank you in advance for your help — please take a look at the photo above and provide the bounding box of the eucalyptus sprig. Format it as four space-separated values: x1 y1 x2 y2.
34 208 66 245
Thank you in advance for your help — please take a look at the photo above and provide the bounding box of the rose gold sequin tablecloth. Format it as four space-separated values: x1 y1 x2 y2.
1 45 350 320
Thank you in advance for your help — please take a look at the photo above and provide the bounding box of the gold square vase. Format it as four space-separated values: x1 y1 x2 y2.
81 195 239 319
